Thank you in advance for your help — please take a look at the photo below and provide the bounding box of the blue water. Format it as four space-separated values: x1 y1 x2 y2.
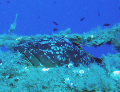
0 0 119 57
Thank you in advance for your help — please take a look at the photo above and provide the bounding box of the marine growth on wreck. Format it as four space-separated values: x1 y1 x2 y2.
0 23 120 91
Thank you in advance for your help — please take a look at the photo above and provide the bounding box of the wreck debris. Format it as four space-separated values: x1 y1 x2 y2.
0 23 120 52
8 13 18 34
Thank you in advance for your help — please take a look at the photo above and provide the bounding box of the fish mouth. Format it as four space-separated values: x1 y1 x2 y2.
14 42 58 67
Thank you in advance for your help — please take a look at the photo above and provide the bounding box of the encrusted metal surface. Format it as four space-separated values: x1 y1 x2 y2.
14 37 97 67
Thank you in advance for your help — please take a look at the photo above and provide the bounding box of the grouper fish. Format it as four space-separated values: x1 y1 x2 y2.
14 37 102 67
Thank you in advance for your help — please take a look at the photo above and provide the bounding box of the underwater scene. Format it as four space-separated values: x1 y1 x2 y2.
0 0 120 92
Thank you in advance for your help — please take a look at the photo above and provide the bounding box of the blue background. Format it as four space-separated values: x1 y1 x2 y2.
0 0 120 57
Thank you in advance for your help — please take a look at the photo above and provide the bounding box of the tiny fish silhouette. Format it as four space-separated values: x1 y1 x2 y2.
53 28 58 31
103 23 110 26
98 11 100 16
119 4 120 10
80 17 85 21
6 1 10 3
38 16 40 19
53 21 58 25
54 1 56 4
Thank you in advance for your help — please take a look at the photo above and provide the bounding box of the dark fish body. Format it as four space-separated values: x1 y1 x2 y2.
54 1 56 4
98 11 100 16
53 21 58 25
53 28 58 31
80 17 85 21
38 16 40 19
6 1 10 3
14 37 101 67
119 4 120 10
103 23 110 26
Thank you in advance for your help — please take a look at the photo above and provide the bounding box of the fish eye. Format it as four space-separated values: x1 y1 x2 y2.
33 43 40 48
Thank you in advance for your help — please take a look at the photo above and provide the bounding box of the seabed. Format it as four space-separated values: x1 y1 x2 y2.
0 23 120 92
